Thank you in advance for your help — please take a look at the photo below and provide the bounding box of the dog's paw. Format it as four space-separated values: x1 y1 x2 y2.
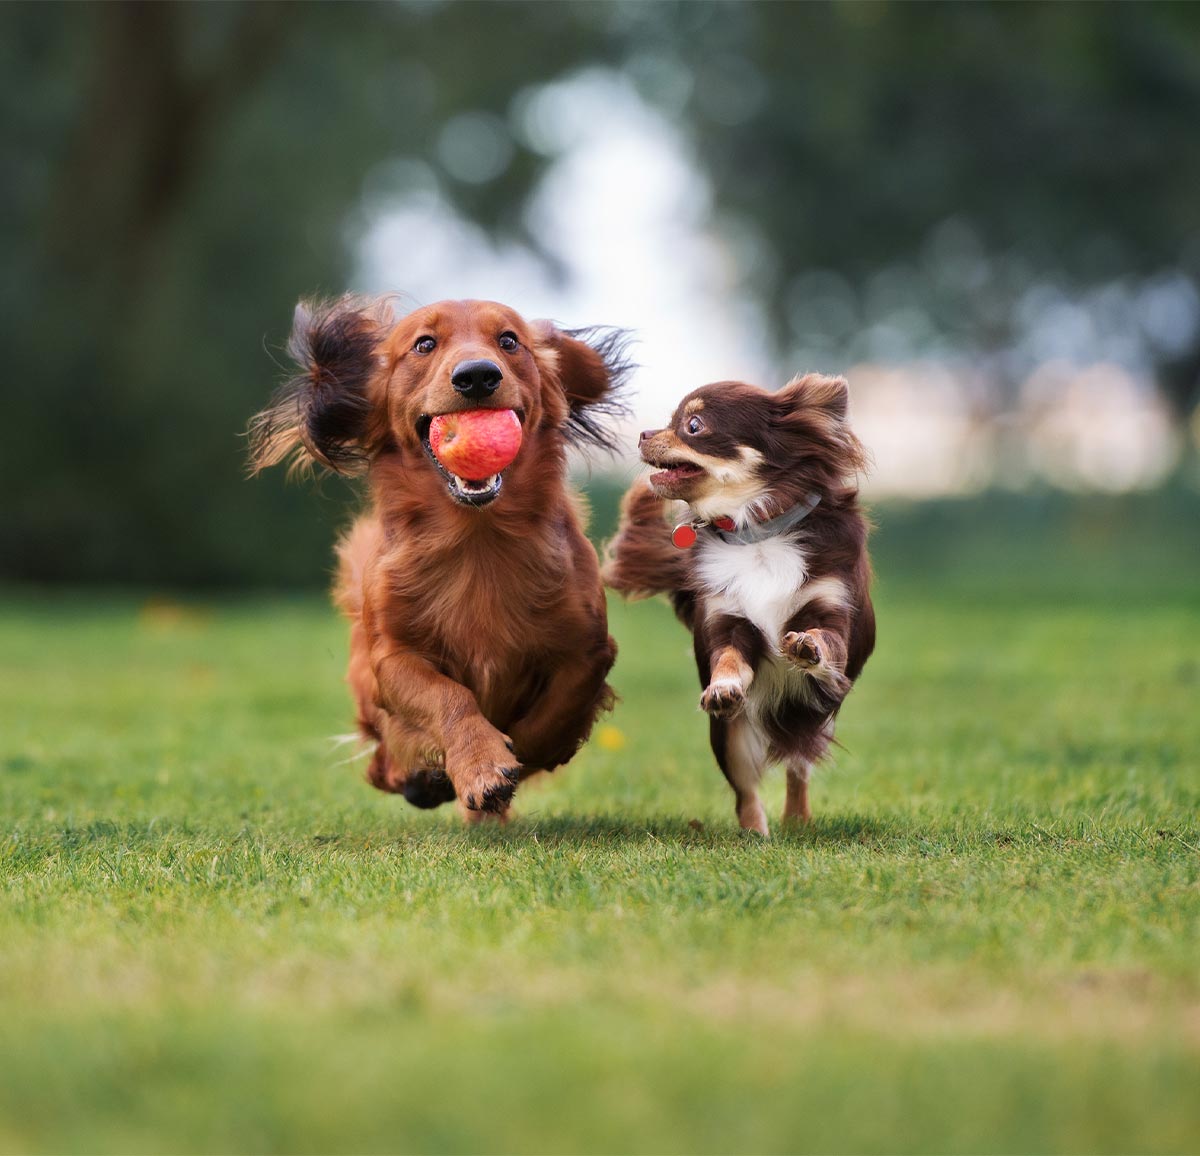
700 679 746 719
782 630 822 668
401 768 456 810
462 764 521 814
449 731 522 814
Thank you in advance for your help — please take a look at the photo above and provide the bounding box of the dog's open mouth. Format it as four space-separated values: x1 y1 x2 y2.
647 460 706 489
416 411 524 508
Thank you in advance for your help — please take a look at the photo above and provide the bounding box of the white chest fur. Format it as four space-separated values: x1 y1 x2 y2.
694 535 810 652
695 534 852 719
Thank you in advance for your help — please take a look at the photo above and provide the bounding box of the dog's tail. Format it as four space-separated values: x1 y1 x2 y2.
602 480 694 624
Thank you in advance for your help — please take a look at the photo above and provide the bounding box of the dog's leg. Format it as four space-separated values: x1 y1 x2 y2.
699 645 754 718
369 641 520 815
506 635 618 771
361 715 453 805
783 713 837 826
781 618 852 712
711 715 771 836
698 614 765 719
783 757 812 826
698 615 770 833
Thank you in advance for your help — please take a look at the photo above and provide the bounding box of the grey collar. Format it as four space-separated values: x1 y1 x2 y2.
672 492 821 549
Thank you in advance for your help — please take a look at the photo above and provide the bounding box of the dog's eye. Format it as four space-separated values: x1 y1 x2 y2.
414 335 436 354
686 415 705 434
498 332 519 353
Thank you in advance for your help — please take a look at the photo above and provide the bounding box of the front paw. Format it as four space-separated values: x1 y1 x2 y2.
448 733 522 813
470 766 521 813
782 630 822 668
701 679 746 719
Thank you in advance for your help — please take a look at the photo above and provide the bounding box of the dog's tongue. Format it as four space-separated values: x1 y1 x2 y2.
430 410 523 478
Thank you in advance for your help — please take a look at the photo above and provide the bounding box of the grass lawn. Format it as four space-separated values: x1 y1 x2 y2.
2 547 1199 1152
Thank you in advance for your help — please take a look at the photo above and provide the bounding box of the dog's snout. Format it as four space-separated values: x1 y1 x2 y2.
639 428 662 445
451 359 503 399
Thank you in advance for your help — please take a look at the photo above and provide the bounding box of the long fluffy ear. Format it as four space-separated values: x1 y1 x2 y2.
533 323 635 453
775 373 869 477
779 372 849 420
248 296 389 476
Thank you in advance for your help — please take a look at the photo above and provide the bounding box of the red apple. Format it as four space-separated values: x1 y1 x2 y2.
429 409 523 478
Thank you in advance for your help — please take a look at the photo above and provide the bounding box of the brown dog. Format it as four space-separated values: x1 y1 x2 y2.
604 374 874 835
250 297 631 820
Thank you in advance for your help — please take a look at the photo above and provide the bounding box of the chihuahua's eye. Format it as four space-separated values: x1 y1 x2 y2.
414 335 436 354
686 415 705 434
498 332 519 352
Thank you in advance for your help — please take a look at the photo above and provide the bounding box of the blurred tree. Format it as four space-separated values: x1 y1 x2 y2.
0 0 615 585
611 2 1200 414
2 1 1197 587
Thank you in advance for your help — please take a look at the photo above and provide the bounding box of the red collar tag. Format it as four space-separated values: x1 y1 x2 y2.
671 523 698 549
671 515 737 548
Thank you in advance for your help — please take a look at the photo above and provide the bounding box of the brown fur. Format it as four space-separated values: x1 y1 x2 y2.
251 297 630 818
604 374 875 834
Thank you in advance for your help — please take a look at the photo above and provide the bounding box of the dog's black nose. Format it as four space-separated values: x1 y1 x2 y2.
451 359 503 399
639 429 661 444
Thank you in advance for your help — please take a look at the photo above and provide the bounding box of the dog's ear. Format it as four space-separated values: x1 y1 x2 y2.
532 323 635 452
775 373 869 476
248 297 389 476
778 373 849 421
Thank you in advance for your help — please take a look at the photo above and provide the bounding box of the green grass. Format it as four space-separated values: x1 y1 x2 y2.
2 568 1199 1153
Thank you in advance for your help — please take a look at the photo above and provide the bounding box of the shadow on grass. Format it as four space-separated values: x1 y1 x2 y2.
14 810 1119 863
4 813 901 865
454 810 901 850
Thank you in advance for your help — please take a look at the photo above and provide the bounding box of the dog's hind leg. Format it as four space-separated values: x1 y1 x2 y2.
782 718 834 827
365 749 453 808
365 715 457 809
711 716 771 837
783 758 812 826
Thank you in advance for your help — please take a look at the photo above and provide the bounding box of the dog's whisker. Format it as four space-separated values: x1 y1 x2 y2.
330 748 373 769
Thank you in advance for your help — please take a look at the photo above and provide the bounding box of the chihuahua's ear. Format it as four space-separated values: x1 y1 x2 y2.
248 296 390 476
778 373 850 421
775 372 868 477
532 322 635 452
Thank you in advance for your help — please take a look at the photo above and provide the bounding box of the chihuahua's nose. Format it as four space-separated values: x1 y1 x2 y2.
451 359 503 399
639 429 661 445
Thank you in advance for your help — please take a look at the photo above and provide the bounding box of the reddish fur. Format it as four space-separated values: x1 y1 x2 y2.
252 298 625 818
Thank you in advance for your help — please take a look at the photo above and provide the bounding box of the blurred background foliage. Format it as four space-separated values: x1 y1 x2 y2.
2 0 1198 587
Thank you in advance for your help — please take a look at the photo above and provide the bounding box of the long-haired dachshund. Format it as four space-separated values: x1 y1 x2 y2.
250 297 631 820
603 374 874 835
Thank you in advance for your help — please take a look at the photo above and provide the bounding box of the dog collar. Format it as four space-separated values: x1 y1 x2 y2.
671 492 821 549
